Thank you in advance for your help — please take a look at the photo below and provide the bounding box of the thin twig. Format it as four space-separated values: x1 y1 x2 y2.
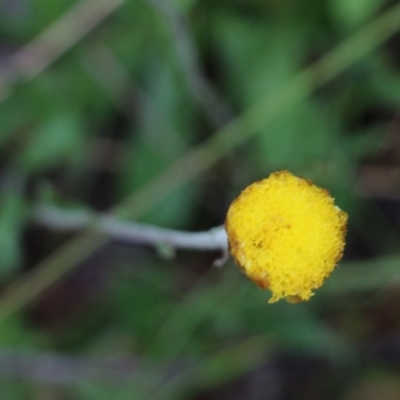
34 204 228 254
0 338 266 387
0 0 125 101
80 44 189 164
0 349 139 384
147 0 233 127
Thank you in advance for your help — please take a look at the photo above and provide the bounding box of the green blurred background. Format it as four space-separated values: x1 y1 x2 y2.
1 0 400 398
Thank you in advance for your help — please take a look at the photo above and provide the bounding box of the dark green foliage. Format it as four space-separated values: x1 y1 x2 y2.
0 0 400 399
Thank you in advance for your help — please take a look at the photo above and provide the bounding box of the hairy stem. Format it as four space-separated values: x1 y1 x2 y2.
34 204 228 252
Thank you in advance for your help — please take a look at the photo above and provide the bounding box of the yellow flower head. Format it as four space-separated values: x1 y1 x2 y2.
225 170 347 303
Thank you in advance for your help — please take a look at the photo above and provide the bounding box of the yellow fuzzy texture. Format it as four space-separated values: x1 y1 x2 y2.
225 170 348 303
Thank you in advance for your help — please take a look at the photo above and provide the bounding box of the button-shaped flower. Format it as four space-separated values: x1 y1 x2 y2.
225 170 347 303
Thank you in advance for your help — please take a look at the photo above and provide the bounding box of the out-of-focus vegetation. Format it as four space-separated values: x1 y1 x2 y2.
1 0 400 399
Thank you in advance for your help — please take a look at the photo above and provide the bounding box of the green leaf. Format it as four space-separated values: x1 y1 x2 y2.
18 112 85 173
214 16 305 103
255 101 338 170
172 0 198 12
122 137 196 228
118 60 197 228
329 0 385 28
